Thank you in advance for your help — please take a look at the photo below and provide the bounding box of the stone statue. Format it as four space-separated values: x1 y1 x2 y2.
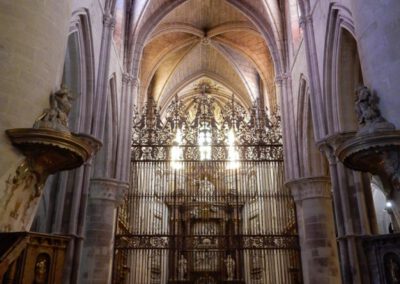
33 85 73 132
178 254 187 280
355 86 394 135
389 258 400 282
197 177 215 198
225 254 235 281
385 254 400 283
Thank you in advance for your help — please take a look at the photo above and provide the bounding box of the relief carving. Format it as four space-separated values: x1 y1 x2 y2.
0 160 44 231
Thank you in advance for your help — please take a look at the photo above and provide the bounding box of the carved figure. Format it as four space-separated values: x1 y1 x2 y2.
197 177 215 198
178 254 187 280
34 257 48 284
385 253 400 283
33 86 73 132
355 86 394 135
225 254 235 280
389 258 400 282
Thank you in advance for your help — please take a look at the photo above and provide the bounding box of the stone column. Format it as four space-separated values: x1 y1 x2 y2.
299 14 327 139
287 177 341 284
79 178 128 284
0 0 72 231
116 75 139 182
351 1 400 128
276 74 299 179
92 12 115 140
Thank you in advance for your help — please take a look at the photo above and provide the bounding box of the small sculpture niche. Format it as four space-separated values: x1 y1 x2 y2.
34 253 50 284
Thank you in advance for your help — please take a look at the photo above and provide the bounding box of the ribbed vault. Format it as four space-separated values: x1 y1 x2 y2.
132 0 282 113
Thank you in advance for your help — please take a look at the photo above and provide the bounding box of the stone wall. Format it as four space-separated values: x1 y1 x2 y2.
0 0 72 199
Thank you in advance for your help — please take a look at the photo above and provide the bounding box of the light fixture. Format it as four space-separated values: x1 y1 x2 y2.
386 201 393 209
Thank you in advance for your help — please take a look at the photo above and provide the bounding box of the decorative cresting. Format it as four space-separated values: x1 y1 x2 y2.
131 87 283 162
1 86 101 231
335 86 400 192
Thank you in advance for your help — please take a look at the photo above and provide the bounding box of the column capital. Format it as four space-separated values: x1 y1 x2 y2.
299 14 313 28
275 73 291 84
89 178 129 205
286 176 332 202
122 73 139 87
103 13 116 29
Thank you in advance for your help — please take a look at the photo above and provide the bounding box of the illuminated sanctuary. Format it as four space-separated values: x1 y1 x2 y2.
0 0 400 283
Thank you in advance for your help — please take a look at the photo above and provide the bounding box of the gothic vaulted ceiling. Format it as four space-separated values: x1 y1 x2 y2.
130 0 284 113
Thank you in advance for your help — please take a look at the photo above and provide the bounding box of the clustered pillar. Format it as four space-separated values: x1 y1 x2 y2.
287 177 341 284
79 178 128 283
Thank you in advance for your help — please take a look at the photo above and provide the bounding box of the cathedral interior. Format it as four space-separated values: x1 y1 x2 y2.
0 0 400 283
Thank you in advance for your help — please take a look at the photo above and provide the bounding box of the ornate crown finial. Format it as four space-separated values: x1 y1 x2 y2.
33 85 74 132
355 86 394 135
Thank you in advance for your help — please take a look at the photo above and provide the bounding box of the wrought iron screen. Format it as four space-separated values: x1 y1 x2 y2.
113 92 301 284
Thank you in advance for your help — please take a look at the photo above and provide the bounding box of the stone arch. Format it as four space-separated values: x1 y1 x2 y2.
323 4 363 133
296 76 328 177
65 8 96 133
95 73 119 178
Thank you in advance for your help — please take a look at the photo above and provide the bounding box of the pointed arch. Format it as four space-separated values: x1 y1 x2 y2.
297 75 328 177
323 4 362 133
